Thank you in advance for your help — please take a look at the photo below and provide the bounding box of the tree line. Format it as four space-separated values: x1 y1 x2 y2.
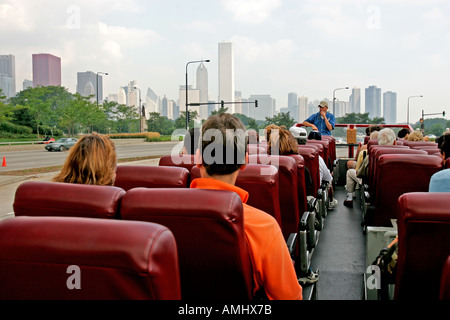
3 86 445 139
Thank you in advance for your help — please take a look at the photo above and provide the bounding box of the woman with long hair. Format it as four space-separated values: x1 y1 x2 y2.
53 132 117 185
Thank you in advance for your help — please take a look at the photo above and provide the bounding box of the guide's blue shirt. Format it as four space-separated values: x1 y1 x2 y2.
305 112 335 136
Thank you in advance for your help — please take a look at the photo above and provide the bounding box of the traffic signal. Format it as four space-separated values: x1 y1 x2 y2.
420 118 423 123
443 111 446 116
255 100 258 108
187 111 191 122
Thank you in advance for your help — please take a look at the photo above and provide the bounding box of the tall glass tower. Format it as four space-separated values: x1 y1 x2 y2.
383 91 397 124
218 41 235 112
365 85 381 119
0 54 15 97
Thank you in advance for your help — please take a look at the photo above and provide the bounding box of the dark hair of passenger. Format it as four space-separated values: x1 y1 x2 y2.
397 128 411 139
365 124 384 136
437 133 450 159
184 128 200 155
200 113 247 176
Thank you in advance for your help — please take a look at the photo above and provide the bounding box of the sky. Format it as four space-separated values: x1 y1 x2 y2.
1 0 449 123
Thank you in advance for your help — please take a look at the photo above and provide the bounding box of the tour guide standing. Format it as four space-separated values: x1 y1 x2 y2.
301 101 335 136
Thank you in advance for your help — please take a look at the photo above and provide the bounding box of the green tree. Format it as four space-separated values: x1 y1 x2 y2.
175 110 198 129
210 106 228 116
146 112 175 135
337 113 371 124
0 89 13 124
263 112 295 129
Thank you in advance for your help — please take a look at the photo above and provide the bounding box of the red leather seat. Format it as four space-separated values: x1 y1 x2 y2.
13 181 125 219
307 139 331 169
322 135 336 167
114 165 190 190
120 188 253 300
248 155 299 241
0 216 181 300
402 140 435 148
298 145 320 197
440 256 450 300
367 144 409 189
248 144 265 155
247 154 314 275
370 154 442 227
396 193 450 300
158 154 197 172
191 164 282 228
367 148 428 202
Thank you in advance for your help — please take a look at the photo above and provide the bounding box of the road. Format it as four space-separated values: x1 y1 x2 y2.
0 139 180 218
0 140 180 172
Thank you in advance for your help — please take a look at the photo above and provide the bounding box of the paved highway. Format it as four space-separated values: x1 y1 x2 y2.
0 140 180 172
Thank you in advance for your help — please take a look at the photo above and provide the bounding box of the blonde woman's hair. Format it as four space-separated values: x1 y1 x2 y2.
268 126 299 156
53 133 117 185
407 130 424 141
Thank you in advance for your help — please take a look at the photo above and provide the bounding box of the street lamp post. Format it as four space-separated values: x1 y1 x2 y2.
96 72 108 107
185 59 210 130
333 87 349 115
134 87 142 133
407 95 423 126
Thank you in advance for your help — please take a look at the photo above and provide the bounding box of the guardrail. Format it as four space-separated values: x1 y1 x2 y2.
0 141 49 146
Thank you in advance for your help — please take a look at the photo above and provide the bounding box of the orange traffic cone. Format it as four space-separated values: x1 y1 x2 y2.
2 156 6 167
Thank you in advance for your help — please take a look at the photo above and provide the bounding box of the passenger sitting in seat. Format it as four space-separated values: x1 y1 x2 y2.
407 130 424 141
191 113 303 300
344 128 396 207
429 133 450 192
288 126 338 210
52 132 117 185
182 127 200 155
347 124 383 170
397 128 410 141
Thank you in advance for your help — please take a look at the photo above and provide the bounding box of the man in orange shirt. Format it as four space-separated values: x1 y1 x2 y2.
191 113 302 300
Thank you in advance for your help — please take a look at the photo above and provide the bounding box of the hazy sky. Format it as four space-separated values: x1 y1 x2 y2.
1 0 449 123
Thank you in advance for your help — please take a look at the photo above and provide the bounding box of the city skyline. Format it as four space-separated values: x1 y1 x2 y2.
1 0 448 124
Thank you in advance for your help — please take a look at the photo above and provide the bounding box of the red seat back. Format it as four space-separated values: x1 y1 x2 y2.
190 164 282 228
13 181 125 219
0 216 181 300
114 165 190 190
120 188 253 300
158 154 197 172
298 145 320 197
372 154 442 226
396 193 450 300
307 139 331 169
367 144 409 187
440 256 450 300
248 144 266 155
322 135 336 167
369 148 428 198
249 154 299 240
402 140 435 148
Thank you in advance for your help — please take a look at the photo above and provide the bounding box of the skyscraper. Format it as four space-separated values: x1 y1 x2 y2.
298 96 308 122
365 85 381 119
32 53 61 87
383 91 397 124
146 86 160 115
349 87 361 114
0 54 15 97
288 92 298 120
218 41 235 112
196 62 209 119
77 71 104 102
